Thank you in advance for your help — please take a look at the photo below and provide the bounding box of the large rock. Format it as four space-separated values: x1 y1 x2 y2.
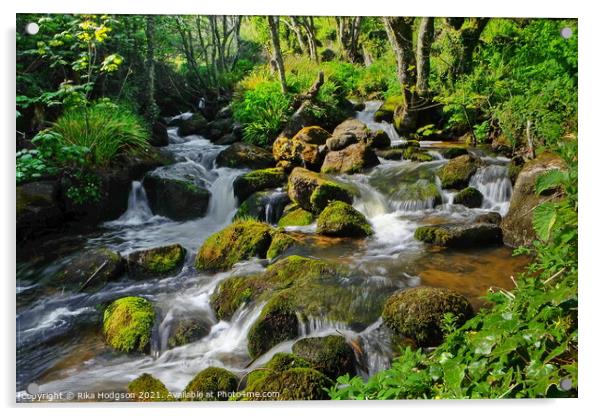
321 143 379 174
248 292 299 358
206 118 233 141
292 335 356 380
326 119 371 151
125 244 186 279
216 142 275 170
55 248 124 291
414 223 503 248
167 317 210 348
501 153 566 247
177 112 209 137
150 121 169 147
195 219 273 271
277 204 314 227
382 287 474 347
182 367 238 401
233 168 287 202
316 201 373 237
287 167 353 214
272 126 330 171
438 154 479 189
234 190 290 224
16 181 63 240
452 187 483 208
103 296 155 353
143 174 210 221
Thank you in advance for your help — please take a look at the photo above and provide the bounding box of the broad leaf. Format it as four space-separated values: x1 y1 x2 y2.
532 202 557 241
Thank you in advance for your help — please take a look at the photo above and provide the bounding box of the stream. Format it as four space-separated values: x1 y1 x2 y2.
16 101 527 399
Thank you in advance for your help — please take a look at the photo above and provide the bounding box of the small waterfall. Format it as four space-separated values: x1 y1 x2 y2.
355 101 404 145
109 181 155 226
296 315 350 337
206 168 242 225
263 190 290 224
435 176 455 207
356 319 393 377
469 164 513 214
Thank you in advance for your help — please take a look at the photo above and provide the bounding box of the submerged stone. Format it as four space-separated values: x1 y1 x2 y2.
55 247 124 291
438 154 479 189
167 318 210 348
452 187 484 208
382 287 474 347
414 223 503 248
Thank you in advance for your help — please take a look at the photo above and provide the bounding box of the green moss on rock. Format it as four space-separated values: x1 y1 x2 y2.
128 373 172 402
402 147 434 162
414 223 502 248
374 96 404 123
233 168 288 202
382 287 474 347
452 187 483 208
287 167 353 214
195 219 273 271
55 247 124 291
103 296 155 353
182 367 238 401
316 201 373 237
167 319 209 348
243 367 333 400
292 335 356 380
310 182 354 213
248 293 299 358
277 205 314 227
246 352 311 387
267 232 299 261
438 154 479 189
440 147 468 159
126 244 186 278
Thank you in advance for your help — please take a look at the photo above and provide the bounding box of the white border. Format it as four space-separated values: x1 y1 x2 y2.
2 1 599 415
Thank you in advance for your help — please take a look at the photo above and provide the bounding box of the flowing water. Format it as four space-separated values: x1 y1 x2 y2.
16 101 529 399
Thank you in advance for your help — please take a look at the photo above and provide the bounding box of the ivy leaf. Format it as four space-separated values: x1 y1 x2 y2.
535 169 567 195
533 202 557 241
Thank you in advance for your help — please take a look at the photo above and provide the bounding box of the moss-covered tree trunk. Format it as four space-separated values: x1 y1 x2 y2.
336 17 363 63
445 17 490 82
267 16 288 94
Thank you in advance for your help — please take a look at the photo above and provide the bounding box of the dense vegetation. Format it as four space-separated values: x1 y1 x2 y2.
16 14 577 399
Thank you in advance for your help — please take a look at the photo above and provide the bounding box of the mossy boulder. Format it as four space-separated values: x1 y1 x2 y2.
375 147 404 160
16 181 63 240
366 129 391 149
438 154 479 189
242 367 332 401
440 147 468 159
414 223 503 248
102 296 155 353
374 95 404 123
246 352 311 387
326 119 370 151
277 204 314 227
247 292 300 358
293 126 331 145
233 168 288 202
242 367 332 400
128 373 172 402
292 335 356 380
321 143 380 174
177 112 208 137
233 190 290 223
55 248 124 291
402 147 435 162
182 367 238 401
452 187 483 208
195 219 274 271
316 201 373 237
143 174 210 221
501 152 566 247
216 142 275 169
266 232 299 261
287 167 353 214
382 287 474 347
167 318 210 348
125 244 186 279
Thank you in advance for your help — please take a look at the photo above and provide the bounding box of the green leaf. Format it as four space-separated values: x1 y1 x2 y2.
535 169 567 195
532 202 557 241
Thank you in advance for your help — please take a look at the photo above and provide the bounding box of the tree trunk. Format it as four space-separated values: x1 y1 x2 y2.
285 17 308 55
446 17 490 81
416 17 434 98
382 17 417 131
143 15 159 123
336 17 363 63
267 16 287 93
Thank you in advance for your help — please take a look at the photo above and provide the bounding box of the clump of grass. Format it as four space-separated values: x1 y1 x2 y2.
52 100 150 166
